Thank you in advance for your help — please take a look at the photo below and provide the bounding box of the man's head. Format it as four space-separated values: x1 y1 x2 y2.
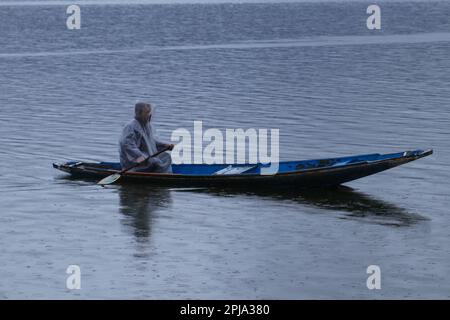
135 102 152 123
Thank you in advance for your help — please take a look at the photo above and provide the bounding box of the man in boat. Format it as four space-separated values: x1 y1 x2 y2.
119 102 174 173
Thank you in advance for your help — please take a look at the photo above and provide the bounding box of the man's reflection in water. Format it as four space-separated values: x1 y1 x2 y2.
118 185 172 246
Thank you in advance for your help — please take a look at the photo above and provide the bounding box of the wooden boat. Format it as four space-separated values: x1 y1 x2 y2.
53 149 433 188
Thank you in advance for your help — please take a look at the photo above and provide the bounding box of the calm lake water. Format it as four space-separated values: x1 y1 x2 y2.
0 1 449 299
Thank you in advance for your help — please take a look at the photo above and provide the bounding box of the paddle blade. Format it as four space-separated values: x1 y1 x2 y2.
97 173 121 186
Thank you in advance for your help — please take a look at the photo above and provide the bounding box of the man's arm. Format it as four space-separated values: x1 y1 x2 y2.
120 128 147 163
154 137 174 151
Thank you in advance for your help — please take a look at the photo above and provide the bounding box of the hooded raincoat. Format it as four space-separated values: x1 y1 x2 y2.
119 113 172 173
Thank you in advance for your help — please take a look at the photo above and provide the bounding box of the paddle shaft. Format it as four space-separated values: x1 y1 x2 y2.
119 146 171 174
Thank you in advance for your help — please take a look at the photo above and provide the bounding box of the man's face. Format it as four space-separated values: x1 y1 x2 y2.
138 106 152 123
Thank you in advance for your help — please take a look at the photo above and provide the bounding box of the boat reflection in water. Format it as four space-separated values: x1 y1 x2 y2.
174 186 428 228
116 184 427 249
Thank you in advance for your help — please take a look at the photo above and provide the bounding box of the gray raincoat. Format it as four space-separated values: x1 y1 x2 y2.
119 118 172 173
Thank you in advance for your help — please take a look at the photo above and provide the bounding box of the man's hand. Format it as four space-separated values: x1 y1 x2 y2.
166 144 175 151
136 156 147 164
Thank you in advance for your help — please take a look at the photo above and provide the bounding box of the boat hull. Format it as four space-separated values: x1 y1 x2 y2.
53 149 433 188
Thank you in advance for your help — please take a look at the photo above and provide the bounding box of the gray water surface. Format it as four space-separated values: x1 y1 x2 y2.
0 1 449 299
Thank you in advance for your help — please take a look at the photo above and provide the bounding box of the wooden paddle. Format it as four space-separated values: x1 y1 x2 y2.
98 146 171 186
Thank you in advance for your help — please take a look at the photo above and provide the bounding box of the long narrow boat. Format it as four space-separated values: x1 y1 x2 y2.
53 149 432 188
